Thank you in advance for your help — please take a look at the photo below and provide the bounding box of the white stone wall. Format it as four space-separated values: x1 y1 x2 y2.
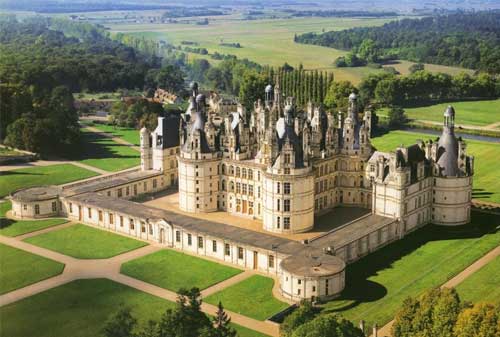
280 270 345 301
11 198 60 219
432 176 472 225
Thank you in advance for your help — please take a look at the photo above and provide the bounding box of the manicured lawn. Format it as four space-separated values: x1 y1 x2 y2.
0 147 22 156
0 278 269 337
121 249 243 291
320 212 500 331
0 200 68 237
0 164 98 198
372 130 500 204
378 99 500 126
0 243 65 294
456 254 500 303
205 275 289 321
89 124 140 146
24 224 147 259
67 128 140 172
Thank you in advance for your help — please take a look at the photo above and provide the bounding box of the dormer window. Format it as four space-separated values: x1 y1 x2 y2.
157 136 163 146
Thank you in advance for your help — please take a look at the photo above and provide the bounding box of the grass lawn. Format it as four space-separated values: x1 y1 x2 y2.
0 164 98 198
121 249 243 291
0 200 68 237
88 123 140 146
456 254 500 303
320 212 500 330
0 243 65 295
205 275 289 321
0 279 269 337
67 128 140 172
378 99 500 126
372 130 500 204
0 147 22 156
24 224 147 259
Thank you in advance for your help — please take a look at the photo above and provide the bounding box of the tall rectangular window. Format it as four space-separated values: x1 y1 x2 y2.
277 182 281 194
109 213 114 224
225 243 230 256
284 217 290 229
238 247 244 259
212 240 217 252
284 199 290 212
118 189 123 197
88 208 92 218
187 234 192 246
52 202 57 212
35 204 40 215
69 203 73 213
284 182 291 194
198 236 204 249
130 219 135 230
176 231 181 242
98 211 103 221
268 255 275 268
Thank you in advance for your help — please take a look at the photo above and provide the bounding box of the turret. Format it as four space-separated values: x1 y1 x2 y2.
140 127 152 171
436 106 459 176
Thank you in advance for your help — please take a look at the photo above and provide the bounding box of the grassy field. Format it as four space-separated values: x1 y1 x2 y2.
205 275 289 321
0 279 268 337
378 99 500 126
0 243 65 294
108 18 471 85
121 249 242 291
0 200 68 237
372 130 500 204
68 128 140 172
24 224 147 259
0 164 98 198
88 123 140 146
456 254 500 303
321 212 500 330
0 147 23 156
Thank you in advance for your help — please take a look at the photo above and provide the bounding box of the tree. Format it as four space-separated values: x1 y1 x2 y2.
454 303 499 337
324 81 357 110
102 307 137 337
239 70 267 111
212 302 237 337
358 39 379 63
392 288 462 337
374 77 399 105
292 314 364 337
281 301 316 337
409 63 425 73
146 65 185 93
387 106 407 128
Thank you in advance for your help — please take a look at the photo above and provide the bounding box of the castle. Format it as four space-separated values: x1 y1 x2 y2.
10 82 473 302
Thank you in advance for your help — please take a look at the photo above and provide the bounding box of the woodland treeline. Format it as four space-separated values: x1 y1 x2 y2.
295 12 500 73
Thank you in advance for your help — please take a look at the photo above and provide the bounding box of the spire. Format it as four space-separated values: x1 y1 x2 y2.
348 92 359 124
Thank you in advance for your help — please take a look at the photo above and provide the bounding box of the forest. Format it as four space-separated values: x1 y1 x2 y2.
295 12 500 73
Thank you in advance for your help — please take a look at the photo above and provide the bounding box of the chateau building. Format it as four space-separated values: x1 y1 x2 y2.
10 83 473 302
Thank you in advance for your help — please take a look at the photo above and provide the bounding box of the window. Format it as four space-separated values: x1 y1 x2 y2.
249 185 254 196
176 231 181 242
242 168 247 179
298 279 302 285
107 191 111 197
325 279 329 295
277 182 281 194
134 185 137 195
198 236 204 249
284 182 291 194
284 217 290 229
144 181 147 190
236 183 241 194
236 167 240 177
35 204 40 215
88 208 92 218
52 201 57 212
153 179 157 188
149 224 153 235
284 199 290 212
141 223 146 233
99 211 103 221
69 203 73 213
284 168 290 174
225 243 231 256
248 169 253 180
188 234 192 246
277 199 280 211
277 216 281 228
126 186 130 196
23 204 27 211
242 184 247 195
284 153 291 164
212 240 217 252
109 213 114 224
268 255 275 268
257 186 261 198
312 286 316 292
118 189 123 197
238 247 244 259
130 219 135 230
120 216 124 227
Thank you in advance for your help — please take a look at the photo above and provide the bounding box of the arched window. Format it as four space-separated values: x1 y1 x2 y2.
222 164 226 175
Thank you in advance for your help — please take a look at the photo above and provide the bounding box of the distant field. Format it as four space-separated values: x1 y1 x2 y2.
0 279 269 337
322 212 500 331
0 164 98 198
378 99 500 126
108 17 471 84
68 128 140 172
372 130 500 204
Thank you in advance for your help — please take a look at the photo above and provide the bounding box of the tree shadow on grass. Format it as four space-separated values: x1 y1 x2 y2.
0 217 14 229
472 188 494 199
321 211 499 313
67 131 139 162
0 171 44 176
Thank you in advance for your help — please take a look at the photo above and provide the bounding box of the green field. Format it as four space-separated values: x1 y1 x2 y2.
108 18 471 85
321 212 500 330
456 254 500 303
121 249 242 291
24 224 147 259
0 200 68 237
372 130 500 204
0 164 99 198
205 275 289 321
88 124 140 146
68 128 140 172
0 243 65 294
0 279 268 337
379 99 500 126
0 147 23 156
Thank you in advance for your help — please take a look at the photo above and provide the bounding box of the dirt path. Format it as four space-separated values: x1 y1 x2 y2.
0 159 107 174
0 224 282 336
416 119 499 132
374 244 500 337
